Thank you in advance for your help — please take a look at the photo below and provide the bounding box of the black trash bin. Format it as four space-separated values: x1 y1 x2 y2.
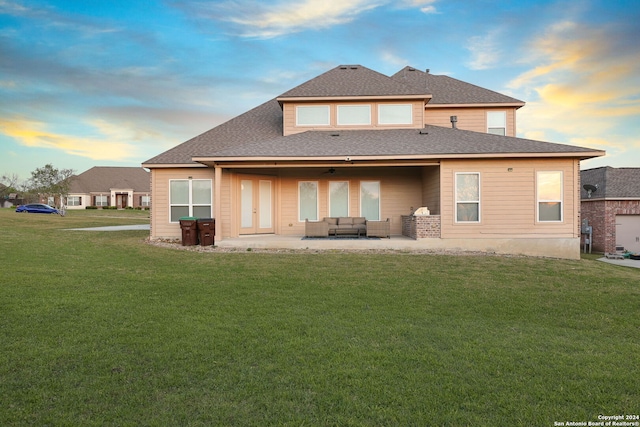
179 216 198 246
197 218 215 246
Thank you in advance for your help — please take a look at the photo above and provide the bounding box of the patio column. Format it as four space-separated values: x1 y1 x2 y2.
214 165 222 240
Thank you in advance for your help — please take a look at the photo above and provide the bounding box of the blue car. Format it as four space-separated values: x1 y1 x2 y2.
15 203 60 214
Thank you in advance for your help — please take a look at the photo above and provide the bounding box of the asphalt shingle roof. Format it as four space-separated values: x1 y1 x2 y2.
392 66 524 105
69 167 150 193
581 167 640 199
143 99 283 165
203 125 602 159
143 64 600 167
278 65 429 98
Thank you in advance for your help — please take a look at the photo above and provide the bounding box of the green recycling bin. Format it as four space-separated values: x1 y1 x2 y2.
179 216 198 246
197 218 215 246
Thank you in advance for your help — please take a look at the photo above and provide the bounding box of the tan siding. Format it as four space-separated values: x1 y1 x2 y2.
424 107 518 136
149 168 215 239
421 166 440 215
284 100 424 136
440 159 578 239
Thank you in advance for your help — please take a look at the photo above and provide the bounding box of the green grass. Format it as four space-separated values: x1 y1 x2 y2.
1 208 638 426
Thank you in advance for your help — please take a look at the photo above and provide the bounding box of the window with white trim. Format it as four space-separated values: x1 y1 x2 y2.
296 106 330 126
456 173 480 222
378 104 412 125
169 179 212 222
329 181 349 217
95 195 108 206
337 105 371 125
487 111 506 135
141 195 150 207
537 171 563 222
360 181 380 220
67 196 81 206
299 181 318 221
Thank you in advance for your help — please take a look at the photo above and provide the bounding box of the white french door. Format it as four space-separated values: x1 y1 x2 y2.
240 176 274 234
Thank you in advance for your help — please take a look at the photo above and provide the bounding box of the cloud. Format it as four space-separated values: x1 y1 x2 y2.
380 50 409 68
174 0 438 38
399 0 438 13
228 0 380 38
0 0 122 36
0 117 144 161
465 29 503 70
507 19 640 162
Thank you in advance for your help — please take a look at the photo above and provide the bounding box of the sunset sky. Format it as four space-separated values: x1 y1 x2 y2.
1 0 639 180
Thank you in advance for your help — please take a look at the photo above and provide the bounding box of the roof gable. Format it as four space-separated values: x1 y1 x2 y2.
278 65 430 99
392 66 524 105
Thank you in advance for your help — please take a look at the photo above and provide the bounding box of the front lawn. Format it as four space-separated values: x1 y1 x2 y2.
0 209 638 426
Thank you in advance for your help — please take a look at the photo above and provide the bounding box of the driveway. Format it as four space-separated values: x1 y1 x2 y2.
597 257 640 269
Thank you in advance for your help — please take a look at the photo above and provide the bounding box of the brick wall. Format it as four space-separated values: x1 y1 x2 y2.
581 200 640 253
401 215 441 239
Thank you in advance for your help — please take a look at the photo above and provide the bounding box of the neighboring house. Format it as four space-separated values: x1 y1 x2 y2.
66 166 151 210
143 64 605 259
580 167 640 253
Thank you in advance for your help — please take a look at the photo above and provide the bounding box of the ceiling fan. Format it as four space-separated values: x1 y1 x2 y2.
322 167 337 175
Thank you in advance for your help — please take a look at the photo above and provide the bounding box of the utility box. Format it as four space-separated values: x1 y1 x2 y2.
197 218 215 246
179 217 198 246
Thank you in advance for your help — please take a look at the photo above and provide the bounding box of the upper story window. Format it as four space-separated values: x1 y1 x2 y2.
296 106 330 126
378 104 412 125
337 105 371 125
487 111 506 135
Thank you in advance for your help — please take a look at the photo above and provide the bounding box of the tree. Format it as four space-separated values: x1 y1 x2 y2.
0 172 20 197
28 164 75 207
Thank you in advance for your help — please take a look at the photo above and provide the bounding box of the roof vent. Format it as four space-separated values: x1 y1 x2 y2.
340 66 347 69
419 128 429 135
350 66 358 69
331 133 340 137
426 69 430 73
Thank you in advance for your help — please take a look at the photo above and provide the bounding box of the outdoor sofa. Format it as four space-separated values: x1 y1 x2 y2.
305 217 390 238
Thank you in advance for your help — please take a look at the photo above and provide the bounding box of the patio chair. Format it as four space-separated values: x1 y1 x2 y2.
305 219 329 237
366 218 390 238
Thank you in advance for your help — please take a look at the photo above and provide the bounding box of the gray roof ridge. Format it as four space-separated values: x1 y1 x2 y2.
278 64 429 98
392 66 524 105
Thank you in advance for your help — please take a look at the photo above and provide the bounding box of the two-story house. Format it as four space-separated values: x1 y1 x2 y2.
143 65 604 259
